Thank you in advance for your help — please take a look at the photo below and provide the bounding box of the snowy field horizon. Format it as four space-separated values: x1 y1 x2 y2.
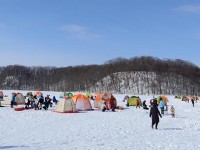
1 90 200 150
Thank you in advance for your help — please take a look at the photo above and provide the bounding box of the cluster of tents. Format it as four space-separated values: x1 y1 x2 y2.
123 95 169 106
175 95 199 101
0 91 118 113
56 92 117 113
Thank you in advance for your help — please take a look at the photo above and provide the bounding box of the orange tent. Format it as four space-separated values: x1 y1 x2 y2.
94 92 117 109
34 91 43 98
157 95 168 105
72 94 92 111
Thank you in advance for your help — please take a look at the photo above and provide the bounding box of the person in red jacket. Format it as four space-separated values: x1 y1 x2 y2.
136 99 140 109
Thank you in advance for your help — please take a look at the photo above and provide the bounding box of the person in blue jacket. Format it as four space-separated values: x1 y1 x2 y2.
53 96 58 105
159 99 165 115
11 93 17 108
38 95 44 110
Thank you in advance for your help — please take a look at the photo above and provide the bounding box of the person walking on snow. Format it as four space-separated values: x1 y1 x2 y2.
150 103 162 129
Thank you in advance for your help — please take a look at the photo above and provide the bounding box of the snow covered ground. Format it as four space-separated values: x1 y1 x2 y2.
0 90 200 150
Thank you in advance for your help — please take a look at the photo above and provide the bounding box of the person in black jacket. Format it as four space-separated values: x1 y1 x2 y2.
150 103 162 129
142 100 149 110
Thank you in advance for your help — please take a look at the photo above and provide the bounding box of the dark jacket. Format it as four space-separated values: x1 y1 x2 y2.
150 104 162 123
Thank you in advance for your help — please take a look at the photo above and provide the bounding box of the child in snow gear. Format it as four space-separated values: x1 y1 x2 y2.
159 100 165 115
136 99 140 109
170 106 175 118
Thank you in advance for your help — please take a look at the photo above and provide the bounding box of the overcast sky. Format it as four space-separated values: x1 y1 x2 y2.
0 0 200 67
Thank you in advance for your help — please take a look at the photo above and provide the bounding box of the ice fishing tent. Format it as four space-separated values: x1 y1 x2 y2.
55 97 76 113
34 91 43 98
72 94 92 111
85 92 91 97
4 93 25 105
94 92 117 109
181 96 189 101
156 95 168 105
122 95 129 102
67 92 73 98
127 96 142 106
15 93 26 104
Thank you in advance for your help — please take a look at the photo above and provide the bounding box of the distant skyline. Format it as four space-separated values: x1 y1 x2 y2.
0 0 200 67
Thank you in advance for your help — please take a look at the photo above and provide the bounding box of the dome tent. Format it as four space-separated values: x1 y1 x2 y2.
127 96 142 106
55 97 76 113
72 94 92 111
156 95 168 105
4 92 25 105
94 92 117 109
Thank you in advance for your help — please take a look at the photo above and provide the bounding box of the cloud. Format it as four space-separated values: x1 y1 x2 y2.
0 23 5 28
59 24 103 40
175 5 200 13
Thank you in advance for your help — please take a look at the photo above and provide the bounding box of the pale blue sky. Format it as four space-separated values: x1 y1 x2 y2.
0 0 200 67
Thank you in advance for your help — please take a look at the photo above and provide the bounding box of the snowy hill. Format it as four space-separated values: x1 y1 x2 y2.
90 71 196 95
0 90 200 150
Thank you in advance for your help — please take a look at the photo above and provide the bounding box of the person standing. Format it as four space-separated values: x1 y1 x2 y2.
11 93 16 108
150 103 162 129
191 98 195 107
170 106 175 118
38 95 44 110
136 99 140 109
159 100 165 115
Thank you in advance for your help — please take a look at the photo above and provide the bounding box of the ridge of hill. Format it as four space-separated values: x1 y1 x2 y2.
0 56 200 95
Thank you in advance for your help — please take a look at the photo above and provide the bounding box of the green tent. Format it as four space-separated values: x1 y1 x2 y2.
67 92 73 98
156 96 168 105
85 92 91 98
127 96 142 106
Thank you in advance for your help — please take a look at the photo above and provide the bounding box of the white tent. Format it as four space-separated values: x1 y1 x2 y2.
55 97 76 113
3 93 25 105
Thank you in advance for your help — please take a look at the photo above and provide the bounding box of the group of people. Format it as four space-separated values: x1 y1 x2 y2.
11 93 58 110
101 101 116 112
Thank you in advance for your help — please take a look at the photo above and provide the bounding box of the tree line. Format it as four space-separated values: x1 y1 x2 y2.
0 56 200 95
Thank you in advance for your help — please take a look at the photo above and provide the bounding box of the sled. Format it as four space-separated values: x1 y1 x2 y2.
14 107 25 111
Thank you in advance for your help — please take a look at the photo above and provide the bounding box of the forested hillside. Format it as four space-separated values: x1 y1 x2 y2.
0 56 200 95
